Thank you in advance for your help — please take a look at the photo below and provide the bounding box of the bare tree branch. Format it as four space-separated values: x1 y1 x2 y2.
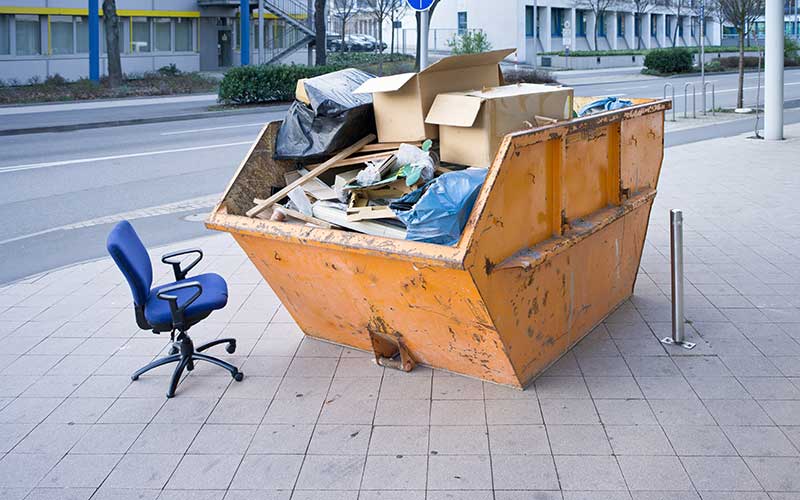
717 0 762 107
574 0 618 51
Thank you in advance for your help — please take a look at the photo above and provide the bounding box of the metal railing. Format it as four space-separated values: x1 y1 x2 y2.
683 82 696 119
663 83 676 122
703 81 715 116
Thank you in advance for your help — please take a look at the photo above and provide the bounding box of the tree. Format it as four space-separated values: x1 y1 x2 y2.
668 0 688 46
366 0 395 53
631 0 658 49
332 0 357 49
314 0 327 65
718 0 762 107
414 0 441 70
574 0 617 51
388 0 406 53
102 0 122 87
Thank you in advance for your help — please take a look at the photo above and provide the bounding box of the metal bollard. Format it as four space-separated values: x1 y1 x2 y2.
683 83 696 119
663 83 676 122
703 82 715 116
662 210 696 350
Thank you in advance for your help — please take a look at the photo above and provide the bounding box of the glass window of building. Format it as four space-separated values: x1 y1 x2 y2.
552 9 563 37
678 16 684 37
457 11 467 35
51 15 74 54
634 14 640 37
16 14 41 55
650 15 657 36
666 16 672 37
525 6 535 37
577 11 586 37
154 17 171 51
617 13 625 37
0 14 10 54
175 18 193 51
131 17 151 52
598 13 606 37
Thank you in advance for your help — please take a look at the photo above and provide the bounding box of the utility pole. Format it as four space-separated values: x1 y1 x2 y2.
89 0 99 81
765 0 784 140
700 0 705 113
532 0 538 70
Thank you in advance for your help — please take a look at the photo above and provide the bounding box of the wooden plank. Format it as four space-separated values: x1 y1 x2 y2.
305 151 393 170
275 206 336 228
359 141 422 153
312 204 407 239
246 134 376 218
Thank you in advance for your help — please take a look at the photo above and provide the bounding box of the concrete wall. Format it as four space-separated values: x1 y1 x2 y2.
0 53 199 82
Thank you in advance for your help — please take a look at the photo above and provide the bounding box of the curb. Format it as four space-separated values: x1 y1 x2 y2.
0 104 288 136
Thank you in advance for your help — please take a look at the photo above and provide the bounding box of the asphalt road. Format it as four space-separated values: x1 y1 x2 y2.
1 69 798 284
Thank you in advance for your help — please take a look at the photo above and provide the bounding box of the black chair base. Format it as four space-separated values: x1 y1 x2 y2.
132 332 244 398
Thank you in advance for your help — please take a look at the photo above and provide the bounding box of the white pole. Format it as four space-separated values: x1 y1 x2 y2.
700 2 705 113
420 9 429 69
765 0 784 140
532 0 538 70
258 0 264 64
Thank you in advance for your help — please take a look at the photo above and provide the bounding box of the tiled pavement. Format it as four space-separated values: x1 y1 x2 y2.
2 126 800 500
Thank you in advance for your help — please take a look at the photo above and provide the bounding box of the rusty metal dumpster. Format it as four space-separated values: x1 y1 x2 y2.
206 98 670 388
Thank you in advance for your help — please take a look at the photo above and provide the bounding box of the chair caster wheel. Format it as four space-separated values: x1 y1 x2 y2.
226 342 236 354
233 371 244 382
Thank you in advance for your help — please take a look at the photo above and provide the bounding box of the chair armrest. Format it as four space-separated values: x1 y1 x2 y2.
156 281 203 330
162 248 203 281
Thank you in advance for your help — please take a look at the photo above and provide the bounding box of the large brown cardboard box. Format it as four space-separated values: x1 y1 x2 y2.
424 84 574 168
352 48 515 143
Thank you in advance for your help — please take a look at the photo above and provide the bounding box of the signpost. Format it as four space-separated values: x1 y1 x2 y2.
406 0 434 69
563 20 572 69
700 1 705 113
89 0 99 82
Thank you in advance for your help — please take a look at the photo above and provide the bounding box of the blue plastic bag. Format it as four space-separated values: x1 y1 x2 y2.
391 168 488 246
577 96 633 117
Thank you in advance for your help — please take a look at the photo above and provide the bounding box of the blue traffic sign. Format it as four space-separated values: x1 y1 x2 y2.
406 0 434 12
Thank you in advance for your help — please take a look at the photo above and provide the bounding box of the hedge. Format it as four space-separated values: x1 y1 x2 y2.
218 64 344 104
643 47 694 74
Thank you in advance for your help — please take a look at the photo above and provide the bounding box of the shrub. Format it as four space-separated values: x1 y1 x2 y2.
717 55 760 69
158 63 181 76
704 59 723 72
785 36 799 63
326 52 412 66
218 64 344 104
502 67 558 85
448 29 492 55
44 73 68 86
644 47 694 74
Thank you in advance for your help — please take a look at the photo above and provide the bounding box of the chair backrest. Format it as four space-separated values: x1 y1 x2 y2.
107 220 153 306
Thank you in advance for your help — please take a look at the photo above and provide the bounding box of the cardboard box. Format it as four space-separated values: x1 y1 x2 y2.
424 84 574 168
353 48 515 143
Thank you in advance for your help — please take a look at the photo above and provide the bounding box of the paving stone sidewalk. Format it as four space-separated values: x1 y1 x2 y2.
1 126 800 500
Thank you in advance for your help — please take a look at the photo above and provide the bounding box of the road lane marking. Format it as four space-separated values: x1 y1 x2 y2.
0 141 252 174
0 194 220 246
161 123 265 136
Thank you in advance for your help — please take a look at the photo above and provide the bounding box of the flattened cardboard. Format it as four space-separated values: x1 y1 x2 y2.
353 48 515 143
425 83 574 168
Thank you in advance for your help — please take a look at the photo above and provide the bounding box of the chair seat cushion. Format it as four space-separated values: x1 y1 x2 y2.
145 273 228 328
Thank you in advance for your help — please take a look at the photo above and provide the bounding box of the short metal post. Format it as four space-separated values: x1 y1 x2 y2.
663 83 676 121
662 209 696 350
703 81 715 116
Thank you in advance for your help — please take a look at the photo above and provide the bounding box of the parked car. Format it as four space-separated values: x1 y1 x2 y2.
326 33 371 52
354 34 387 51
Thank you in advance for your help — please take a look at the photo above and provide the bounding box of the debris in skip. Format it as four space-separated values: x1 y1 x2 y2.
206 47 673 387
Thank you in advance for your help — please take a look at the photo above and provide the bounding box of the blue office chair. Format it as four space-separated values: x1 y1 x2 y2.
107 220 243 398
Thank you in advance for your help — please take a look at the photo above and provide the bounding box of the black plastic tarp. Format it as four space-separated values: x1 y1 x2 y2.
275 68 376 161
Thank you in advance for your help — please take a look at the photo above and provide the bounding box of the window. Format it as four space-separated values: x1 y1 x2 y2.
154 18 171 51
666 16 672 37
552 8 563 37
525 6 535 37
457 11 467 35
175 18 193 51
16 14 41 55
0 15 10 55
273 20 286 49
577 11 586 37
598 13 606 37
650 15 657 36
75 16 104 53
131 17 151 52
50 15 74 54
618 13 625 37
678 16 684 37
690 17 695 36
634 14 640 37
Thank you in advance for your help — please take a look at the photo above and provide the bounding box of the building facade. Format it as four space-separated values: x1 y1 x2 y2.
0 0 312 82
